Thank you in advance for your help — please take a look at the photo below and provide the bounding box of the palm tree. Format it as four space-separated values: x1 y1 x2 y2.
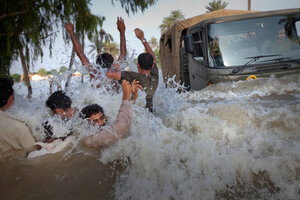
147 37 161 67
98 27 114 54
88 25 114 57
88 38 100 58
102 42 120 61
149 37 158 50
206 0 229 13
159 10 185 33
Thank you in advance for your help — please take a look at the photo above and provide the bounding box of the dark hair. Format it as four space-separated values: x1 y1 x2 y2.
138 53 154 70
80 104 104 119
46 91 72 111
96 53 114 68
0 77 14 108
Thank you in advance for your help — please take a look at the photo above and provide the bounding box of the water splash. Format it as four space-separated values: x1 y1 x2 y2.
6 71 300 199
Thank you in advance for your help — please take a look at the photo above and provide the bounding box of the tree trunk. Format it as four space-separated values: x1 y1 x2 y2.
65 47 75 89
81 74 84 83
96 37 101 55
99 29 104 54
248 0 251 10
81 34 85 50
81 33 85 83
49 78 53 94
19 48 32 99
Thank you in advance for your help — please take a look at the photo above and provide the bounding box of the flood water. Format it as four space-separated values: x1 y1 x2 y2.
0 72 299 200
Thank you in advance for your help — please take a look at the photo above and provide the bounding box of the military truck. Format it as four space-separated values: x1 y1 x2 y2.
160 9 300 90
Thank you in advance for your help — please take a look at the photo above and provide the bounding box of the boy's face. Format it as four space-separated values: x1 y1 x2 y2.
89 112 107 126
277 30 286 40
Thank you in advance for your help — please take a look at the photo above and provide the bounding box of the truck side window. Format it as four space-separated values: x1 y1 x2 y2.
296 21 300 42
192 32 204 63
208 36 223 67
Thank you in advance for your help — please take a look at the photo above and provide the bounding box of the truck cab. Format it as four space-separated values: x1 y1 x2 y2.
160 9 300 90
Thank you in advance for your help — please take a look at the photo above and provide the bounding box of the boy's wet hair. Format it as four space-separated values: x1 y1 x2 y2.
96 53 114 68
46 91 72 111
0 77 14 108
138 53 154 70
80 104 104 119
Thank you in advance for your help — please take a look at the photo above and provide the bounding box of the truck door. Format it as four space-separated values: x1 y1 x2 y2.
187 28 208 90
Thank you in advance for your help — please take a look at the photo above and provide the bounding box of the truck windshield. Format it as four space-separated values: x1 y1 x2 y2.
207 14 300 67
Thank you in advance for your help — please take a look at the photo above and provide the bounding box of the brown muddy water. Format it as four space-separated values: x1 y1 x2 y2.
0 148 122 200
0 147 123 200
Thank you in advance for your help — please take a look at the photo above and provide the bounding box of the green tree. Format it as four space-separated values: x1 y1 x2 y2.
59 66 67 73
154 49 161 68
148 37 161 68
88 19 114 57
46 70 52 75
159 10 185 33
0 0 98 98
149 37 158 50
112 0 158 15
205 0 229 13
98 20 114 55
37 68 47 76
11 74 21 82
1 0 157 76
1 0 157 96
50 69 58 74
103 42 120 61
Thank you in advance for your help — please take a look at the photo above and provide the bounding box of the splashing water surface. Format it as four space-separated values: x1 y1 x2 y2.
0 70 299 200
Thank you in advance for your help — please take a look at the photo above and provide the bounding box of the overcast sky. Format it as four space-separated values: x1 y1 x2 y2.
10 0 300 74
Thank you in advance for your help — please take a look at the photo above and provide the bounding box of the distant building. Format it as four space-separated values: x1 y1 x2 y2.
31 74 49 81
72 71 81 76
21 74 50 81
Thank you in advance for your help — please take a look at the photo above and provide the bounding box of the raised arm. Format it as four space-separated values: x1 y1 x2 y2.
65 22 94 70
117 17 127 61
134 28 156 64
106 70 121 80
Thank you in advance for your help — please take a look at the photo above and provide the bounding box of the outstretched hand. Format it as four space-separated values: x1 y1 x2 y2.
117 17 125 33
122 80 132 100
121 80 142 101
131 80 143 94
65 22 74 33
131 79 142 101
134 28 144 41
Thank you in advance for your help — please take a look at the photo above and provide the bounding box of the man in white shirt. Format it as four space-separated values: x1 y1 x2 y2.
0 78 36 157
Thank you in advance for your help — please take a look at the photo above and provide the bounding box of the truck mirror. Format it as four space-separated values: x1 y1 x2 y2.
184 35 195 54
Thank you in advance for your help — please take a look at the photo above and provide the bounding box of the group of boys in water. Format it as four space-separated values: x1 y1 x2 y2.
0 17 158 157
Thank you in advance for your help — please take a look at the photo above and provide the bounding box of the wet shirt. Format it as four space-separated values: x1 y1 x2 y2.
43 121 54 139
85 100 132 148
120 64 159 112
0 111 36 154
42 120 73 141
